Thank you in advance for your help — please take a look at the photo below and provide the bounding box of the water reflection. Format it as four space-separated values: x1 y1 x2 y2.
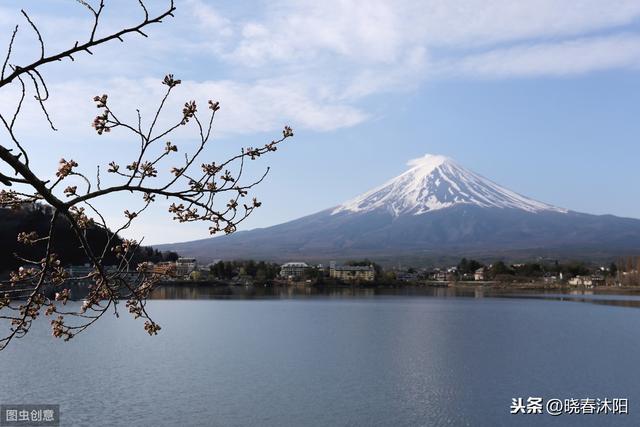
495 293 640 309
149 284 640 309
3 290 640 426
150 284 429 299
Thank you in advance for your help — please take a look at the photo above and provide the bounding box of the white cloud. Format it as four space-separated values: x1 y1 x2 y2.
445 34 640 78
182 0 640 127
0 76 367 142
173 78 368 133
220 0 640 65
414 0 640 46
225 1 409 66
2 0 640 138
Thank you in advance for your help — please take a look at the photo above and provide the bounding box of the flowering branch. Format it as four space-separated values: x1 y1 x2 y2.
0 2 292 350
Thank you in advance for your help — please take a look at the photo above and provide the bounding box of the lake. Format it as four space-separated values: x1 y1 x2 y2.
1 288 639 426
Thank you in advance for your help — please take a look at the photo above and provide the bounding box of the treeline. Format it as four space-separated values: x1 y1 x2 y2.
209 260 281 281
0 204 178 273
456 257 617 280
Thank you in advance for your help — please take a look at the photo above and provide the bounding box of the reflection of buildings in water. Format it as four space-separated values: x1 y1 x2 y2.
151 286 197 300
149 284 387 300
150 285 227 300
143 285 640 312
322 287 375 297
568 289 595 296
148 284 502 301
283 286 313 298
359 288 375 297
431 287 462 298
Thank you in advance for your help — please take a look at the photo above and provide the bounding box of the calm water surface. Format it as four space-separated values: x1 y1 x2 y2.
1 288 639 426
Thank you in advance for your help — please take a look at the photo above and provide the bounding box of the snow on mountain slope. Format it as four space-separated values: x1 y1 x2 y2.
160 153 640 262
332 154 567 216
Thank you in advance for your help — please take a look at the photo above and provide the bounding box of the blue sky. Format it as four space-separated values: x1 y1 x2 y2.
1 0 639 244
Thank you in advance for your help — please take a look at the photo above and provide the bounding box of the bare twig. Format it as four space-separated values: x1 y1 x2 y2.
0 1 292 350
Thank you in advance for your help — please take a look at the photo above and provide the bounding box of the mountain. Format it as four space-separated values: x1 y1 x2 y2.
332 154 566 216
158 155 640 264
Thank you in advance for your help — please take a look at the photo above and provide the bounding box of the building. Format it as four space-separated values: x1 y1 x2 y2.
590 275 606 287
152 262 176 276
65 264 95 287
568 276 592 287
280 262 310 280
66 264 94 277
64 264 149 289
329 261 375 282
430 270 458 282
568 275 605 287
474 267 486 281
175 258 197 277
396 272 419 282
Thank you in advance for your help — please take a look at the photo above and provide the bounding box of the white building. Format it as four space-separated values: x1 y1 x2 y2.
569 275 605 287
176 258 197 277
280 262 309 280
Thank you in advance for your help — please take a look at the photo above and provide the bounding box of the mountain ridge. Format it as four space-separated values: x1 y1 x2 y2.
333 154 566 216
158 155 640 264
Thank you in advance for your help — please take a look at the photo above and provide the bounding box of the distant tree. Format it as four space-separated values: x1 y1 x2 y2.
224 262 237 279
255 268 267 282
457 258 483 274
382 271 397 282
548 260 561 274
210 260 280 280
162 251 179 263
609 262 618 277
489 261 513 278
0 2 292 350
513 263 543 277
245 260 257 277
564 262 590 277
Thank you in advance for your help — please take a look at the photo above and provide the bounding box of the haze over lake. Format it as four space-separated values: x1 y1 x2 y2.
1 292 639 426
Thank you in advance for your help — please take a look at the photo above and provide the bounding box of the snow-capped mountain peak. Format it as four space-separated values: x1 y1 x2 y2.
332 154 567 216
